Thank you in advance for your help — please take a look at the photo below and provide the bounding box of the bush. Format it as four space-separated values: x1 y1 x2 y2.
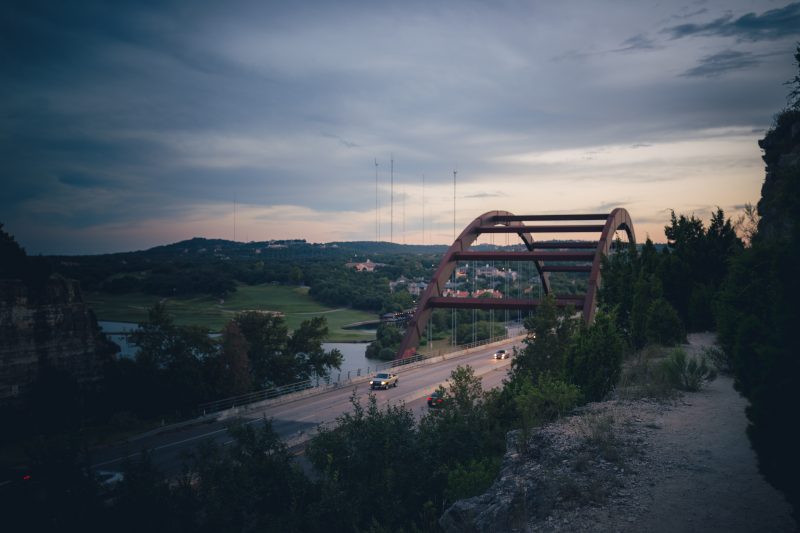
702 345 731 375
660 348 717 392
616 345 675 400
516 375 582 430
444 456 502 503
578 413 619 463
645 298 685 346
565 311 624 402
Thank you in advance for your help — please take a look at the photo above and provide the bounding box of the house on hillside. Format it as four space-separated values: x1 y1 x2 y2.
389 276 408 292
474 288 503 298
408 281 427 296
442 289 470 298
346 258 385 272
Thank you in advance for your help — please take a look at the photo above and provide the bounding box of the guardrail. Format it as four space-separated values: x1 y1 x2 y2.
197 324 528 416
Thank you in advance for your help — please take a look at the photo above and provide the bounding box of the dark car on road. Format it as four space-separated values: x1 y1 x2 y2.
427 390 445 407
493 349 509 360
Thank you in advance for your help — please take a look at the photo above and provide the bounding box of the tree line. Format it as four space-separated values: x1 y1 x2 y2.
1 302 343 453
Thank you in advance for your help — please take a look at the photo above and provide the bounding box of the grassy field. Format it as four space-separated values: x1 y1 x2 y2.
86 284 377 342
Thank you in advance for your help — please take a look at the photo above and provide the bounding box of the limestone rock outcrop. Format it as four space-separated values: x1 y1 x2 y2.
0 275 116 401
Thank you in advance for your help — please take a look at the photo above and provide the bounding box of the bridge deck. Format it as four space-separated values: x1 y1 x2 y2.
477 224 606 233
532 241 599 249
493 214 608 222
453 251 595 261
428 296 586 310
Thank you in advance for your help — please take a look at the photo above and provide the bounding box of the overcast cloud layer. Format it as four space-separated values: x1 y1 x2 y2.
1 0 798 253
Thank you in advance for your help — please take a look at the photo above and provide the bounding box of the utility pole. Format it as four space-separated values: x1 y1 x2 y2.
374 158 379 242
453 169 457 240
390 154 394 243
422 174 425 246
452 169 457 346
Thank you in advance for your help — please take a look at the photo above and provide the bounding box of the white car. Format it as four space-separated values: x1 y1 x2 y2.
493 349 509 360
370 372 399 390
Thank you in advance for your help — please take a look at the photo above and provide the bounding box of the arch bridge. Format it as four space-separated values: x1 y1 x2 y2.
396 209 635 359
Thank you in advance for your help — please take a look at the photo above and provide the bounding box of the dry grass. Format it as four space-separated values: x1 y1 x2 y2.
615 345 676 400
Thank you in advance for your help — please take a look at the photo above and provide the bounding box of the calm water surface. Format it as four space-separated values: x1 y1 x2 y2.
99 321 379 377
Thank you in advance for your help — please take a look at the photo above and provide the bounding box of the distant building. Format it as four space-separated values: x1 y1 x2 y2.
389 276 408 292
474 288 503 298
407 281 427 296
477 264 514 278
442 289 470 298
345 258 385 272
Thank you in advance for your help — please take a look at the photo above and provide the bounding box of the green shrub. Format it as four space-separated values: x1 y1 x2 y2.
660 348 717 391
645 298 685 346
702 345 731 375
565 311 624 402
616 345 674 400
516 375 582 430
444 456 502 502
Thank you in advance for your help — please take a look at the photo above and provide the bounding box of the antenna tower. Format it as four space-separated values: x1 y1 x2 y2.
453 169 457 240
374 158 379 242
422 174 425 246
390 154 394 243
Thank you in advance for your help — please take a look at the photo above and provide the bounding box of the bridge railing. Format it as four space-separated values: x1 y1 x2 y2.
198 379 318 415
197 323 528 416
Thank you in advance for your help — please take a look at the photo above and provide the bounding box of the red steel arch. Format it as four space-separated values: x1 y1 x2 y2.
396 208 635 359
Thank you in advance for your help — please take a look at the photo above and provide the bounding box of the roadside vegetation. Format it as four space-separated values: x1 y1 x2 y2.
0 301 344 468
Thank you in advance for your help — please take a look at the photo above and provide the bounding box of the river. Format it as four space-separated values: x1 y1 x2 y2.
99 321 379 379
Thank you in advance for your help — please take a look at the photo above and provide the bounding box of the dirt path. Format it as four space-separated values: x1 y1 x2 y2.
441 334 797 532
623 333 795 532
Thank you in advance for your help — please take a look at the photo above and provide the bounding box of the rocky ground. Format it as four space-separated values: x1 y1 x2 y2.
440 333 797 533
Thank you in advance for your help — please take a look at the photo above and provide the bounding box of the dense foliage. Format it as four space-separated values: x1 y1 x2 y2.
364 322 403 360
45 238 446 313
715 65 800 521
1 303 343 452
599 208 741 347
6 366 508 532
511 295 625 405
0 223 53 290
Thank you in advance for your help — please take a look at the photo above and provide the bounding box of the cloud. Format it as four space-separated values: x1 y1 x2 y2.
464 192 505 199
681 50 761 78
615 34 658 53
671 8 709 21
58 172 113 188
663 2 800 41
0 1 786 252
323 133 360 148
588 200 633 213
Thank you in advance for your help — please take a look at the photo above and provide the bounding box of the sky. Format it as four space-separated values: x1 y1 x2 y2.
1 0 799 255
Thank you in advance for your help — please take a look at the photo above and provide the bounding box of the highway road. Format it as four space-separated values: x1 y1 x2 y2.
89 338 523 475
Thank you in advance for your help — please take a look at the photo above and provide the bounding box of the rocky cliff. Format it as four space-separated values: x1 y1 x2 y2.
0 275 116 401
756 109 800 242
